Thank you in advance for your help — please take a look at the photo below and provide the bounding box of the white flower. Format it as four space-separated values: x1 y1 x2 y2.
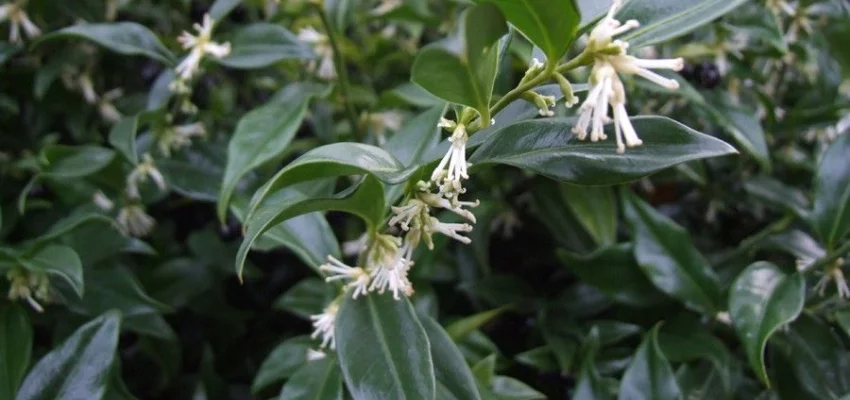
419 192 478 223
310 303 339 349
157 122 207 156
0 2 40 43
342 233 369 257
175 14 231 81
814 262 850 299
299 27 337 80
126 154 167 199
371 0 402 16
116 205 156 237
389 199 428 231
92 190 115 211
6 268 49 313
364 110 405 145
320 255 371 299
431 123 469 194
573 0 684 153
424 216 472 247
305 348 327 361
97 88 124 124
367 243 414 299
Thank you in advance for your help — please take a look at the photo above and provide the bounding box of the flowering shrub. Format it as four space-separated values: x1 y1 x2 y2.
1 0 850 398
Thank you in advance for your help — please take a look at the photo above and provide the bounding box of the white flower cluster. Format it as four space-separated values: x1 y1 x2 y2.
298 27 337 80
571 0 684 153
310 115 481 348
0 1 40 43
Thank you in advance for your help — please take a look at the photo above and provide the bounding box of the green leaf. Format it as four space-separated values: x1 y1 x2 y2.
574 328 611 400
108 116 140 164
617 0 749 48
69 267 170 319
743 175 809 219
617 325 682 400
561 184 616 246
622 192 723 314
157 143 225 202
208 0 241 20
34 23 175 65
411 3 508 123
17 245 84 298
272 278 334 319
700 91 771 171
774 313 850 399
24 211 114 248
811 129 850 249
0 305 32 400
475 0 580 62
558 244 666 307
469 116 737 185
217 24 315 69
335 295 435 400
491 377 546 400
657 315 731 391
40 145 115 179
252 336 314 394
421 316 482 400
15 311 122 400
446 307 508 341
218 82 331 221
236 176 385 278
245 143 410 221
277 357 343 400
729 261 805 386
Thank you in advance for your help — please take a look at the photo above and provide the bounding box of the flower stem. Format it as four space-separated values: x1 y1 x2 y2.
316 7 362 141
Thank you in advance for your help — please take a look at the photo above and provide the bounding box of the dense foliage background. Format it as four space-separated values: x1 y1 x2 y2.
1 0 850 399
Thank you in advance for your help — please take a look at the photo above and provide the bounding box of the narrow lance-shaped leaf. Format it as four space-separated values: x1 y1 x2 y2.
0 305 32 400
421 316 482 400
217 24 315 69
469 116 737 186
622 191 723 314
217 82 331 222
108 116 141 164
475 0 581 62
617 325 681 400
411 3 507 124
277 357 344 400
811 128 850 249
235 176 386 279
729 261 805 386
15 311 122 400
34 23 175 65
335 295 436 400
617 0 750 48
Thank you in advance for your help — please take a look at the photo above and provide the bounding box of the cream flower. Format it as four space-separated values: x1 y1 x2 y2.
126 154 167 199
298 27 337 80
573 0 684 153
310 303 339 349
320 255 371 299
175 14 231 81
0 2 40 43
431 123 469 195
116 205 156 237
157 122 207 156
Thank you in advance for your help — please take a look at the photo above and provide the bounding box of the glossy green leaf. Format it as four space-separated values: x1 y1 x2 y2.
15 311 122 400
618 325 682 400
218 82 331 221
744 175 809 219
469 117 737 185
574 328 611 400
246 143 410 221
446 307 507 341
69 267 169 318
700 91 771 171
40 145 115 179
277 357 343 400
252 336 314 394
811 129 850 249
558 244 667 307
208 0 240 20
491 377 546 399
729 261 805 386
24 211 114 248
236 176 385 278
618 0 749 48
530 179 597 253
657 315 731 390
421 316 482 400
475 0 580 62
17 245 84 298
0 305 32 400
561 184 617 246
108 116 140 164
35 23 175 65
217 23 314 69
157 142 224 202
335 295 435 400
385 106 445 167
774 313 850 399
411 3 507 123
622 192 723 314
